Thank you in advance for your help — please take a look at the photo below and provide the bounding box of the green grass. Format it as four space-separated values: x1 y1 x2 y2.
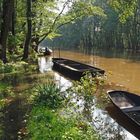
27 106 100 140
26 80 101 140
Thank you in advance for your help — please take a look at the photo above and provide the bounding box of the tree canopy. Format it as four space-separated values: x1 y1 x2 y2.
0 0 139 63
45 0 140 52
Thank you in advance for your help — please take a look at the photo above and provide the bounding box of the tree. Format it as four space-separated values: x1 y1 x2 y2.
44 0 140 52
31 0 105 51
0 0 14 63
22 0 32 59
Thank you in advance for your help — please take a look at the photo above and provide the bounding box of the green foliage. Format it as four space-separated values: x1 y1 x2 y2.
69 72 104 97
26 75 102 139
46 0 140 51
70 1 106 18
0 60 15 73
109 0 138 23
27 106 100 140
0 60 38 74
7 32 24 49
32 0 58 37
31 0 106 42
1 0 139 61
33 81 64 109
0 85 13 98
0 82 14 109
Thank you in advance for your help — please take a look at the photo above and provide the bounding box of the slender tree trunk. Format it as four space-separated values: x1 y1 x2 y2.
12 6 15 36
23 0 32 60
0 0 14 63
8 0 16 54
0 1 2 37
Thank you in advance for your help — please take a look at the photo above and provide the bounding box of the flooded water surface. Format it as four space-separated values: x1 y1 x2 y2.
53 50 140 94
52 49 140 139
0 48 140 140
51 72 140 140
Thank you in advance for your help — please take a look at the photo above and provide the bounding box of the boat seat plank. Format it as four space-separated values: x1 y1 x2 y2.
61 64 79 71
123 106 140 112
111 94 136 109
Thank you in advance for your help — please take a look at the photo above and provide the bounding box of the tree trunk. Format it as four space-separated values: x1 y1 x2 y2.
0 0 14 63
0 1 2 36
23 0 32 60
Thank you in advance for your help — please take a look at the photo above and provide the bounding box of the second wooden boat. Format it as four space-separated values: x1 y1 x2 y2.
52 58 105 80
108 90 140 127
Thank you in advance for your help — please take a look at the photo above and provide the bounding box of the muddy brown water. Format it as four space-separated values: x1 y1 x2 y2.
51 50 140 140
0 49 140 140
53 50 140 94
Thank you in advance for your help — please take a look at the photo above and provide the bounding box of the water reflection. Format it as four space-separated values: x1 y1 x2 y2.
73 47 140 62
38 56 53 73
106 105 140 139
92 106 139 140
64 88 139 140
53 72 72 91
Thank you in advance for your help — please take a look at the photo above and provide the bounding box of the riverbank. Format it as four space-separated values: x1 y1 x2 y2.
0 55 139 139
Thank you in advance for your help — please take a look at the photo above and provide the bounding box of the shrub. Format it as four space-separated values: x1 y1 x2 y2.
34 81 64 109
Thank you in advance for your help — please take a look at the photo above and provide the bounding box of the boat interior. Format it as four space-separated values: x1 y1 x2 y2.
111 94 135 109
56 59 102 71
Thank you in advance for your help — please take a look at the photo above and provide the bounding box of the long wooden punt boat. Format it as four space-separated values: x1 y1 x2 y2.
52 58 105 80
108 90 140 127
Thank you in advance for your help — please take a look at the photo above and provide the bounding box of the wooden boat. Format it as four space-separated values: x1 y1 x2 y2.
52 58 105 80
38 47 52 56
108 90 140 127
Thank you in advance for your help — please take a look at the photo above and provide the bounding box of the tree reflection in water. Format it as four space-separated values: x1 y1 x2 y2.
38 56 53 73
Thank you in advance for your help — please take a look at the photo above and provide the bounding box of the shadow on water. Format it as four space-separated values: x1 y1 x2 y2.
0 73 36 140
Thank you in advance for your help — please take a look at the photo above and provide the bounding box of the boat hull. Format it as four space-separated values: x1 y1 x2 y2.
52 58 105 80
108 90 140 127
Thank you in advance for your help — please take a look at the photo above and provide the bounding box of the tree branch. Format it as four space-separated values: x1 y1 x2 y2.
38 0 71 44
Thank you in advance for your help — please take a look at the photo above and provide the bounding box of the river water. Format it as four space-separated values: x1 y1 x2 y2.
52 50 140 94
0 49 140 139
38 49 140 140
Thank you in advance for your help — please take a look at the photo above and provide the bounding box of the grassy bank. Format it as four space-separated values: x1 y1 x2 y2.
26 77 101 140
